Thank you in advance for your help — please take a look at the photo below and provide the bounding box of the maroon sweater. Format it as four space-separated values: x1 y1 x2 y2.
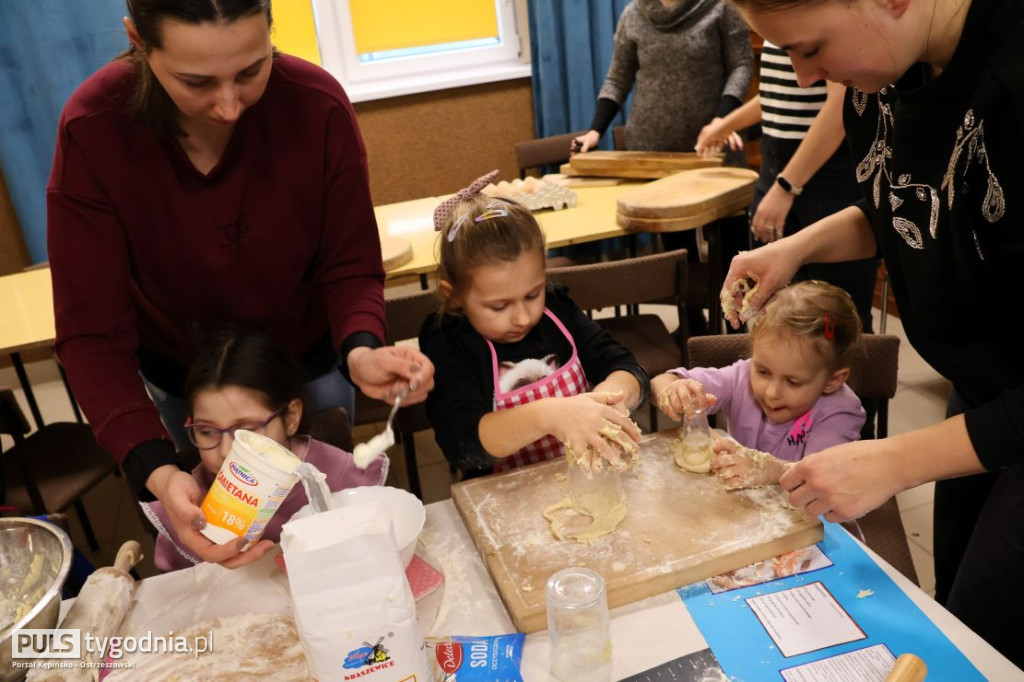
47 56 386 466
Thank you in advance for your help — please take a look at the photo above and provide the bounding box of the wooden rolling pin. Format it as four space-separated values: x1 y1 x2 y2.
886 653 927 682
27 541 143 682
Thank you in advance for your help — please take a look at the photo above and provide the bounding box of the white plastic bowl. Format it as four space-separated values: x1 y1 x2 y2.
292 486 425 566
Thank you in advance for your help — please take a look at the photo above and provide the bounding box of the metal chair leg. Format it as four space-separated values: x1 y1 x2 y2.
879 272 890 335
73 499 100 551
11 353 45 429
57 362 84 423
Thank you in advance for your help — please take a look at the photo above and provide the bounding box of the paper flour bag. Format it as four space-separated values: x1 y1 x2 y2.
281 505 428 681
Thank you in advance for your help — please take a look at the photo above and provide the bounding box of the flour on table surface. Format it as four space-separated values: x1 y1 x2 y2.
105 612 309 681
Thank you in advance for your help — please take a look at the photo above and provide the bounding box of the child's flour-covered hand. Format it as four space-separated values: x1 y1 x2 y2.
542 393 641 472
652 375 717 422
711 438 791 490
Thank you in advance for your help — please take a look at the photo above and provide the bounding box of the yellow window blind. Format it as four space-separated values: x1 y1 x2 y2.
272 0 321 65
349 0 499 55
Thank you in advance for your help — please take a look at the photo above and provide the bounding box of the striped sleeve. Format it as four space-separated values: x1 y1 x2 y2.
759 42 827 140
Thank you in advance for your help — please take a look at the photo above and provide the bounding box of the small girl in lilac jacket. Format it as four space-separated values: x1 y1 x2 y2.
141 330 388 572
653 280 865 489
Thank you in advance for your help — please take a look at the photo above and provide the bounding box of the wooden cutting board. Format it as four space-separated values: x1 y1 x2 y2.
567 151 724 179
451 429 822 633
380 235 413 271
615 167 757 232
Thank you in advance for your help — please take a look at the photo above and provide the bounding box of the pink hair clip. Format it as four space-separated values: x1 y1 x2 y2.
433 170 500 241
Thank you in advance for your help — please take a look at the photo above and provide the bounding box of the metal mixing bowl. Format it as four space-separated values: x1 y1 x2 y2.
0 518 74 682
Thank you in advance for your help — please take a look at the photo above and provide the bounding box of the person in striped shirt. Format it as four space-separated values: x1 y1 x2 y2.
696 41 878 334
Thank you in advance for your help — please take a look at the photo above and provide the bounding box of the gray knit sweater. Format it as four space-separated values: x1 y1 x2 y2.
598 0 754 151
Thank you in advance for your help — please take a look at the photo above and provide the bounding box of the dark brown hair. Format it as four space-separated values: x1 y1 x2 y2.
435 194 547 313
120 0 273 138
750 280 862 371
185 327 304 416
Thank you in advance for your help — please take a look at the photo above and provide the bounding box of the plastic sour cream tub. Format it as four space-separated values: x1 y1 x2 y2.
199 429 301 545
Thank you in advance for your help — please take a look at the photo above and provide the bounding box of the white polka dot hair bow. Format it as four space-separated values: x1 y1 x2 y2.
433 169 500 241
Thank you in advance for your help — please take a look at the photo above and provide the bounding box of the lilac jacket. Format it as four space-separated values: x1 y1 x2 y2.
670 359 865 461
140 436 388 572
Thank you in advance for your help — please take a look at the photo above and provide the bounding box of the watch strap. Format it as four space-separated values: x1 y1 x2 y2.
776 175 803 196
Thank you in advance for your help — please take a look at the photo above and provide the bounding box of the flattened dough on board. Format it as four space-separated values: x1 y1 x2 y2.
543 496 628 543
543 418 640 542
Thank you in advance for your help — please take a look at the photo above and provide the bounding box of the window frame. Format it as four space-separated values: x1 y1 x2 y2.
313 0 531 103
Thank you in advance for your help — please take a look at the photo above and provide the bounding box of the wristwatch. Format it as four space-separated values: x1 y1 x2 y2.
776 175 803 196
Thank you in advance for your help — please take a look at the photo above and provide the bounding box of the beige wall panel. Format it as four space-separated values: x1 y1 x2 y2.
354 77 535 205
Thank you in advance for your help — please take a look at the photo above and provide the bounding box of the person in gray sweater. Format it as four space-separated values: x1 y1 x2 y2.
572 0 755 336
573 0 754 153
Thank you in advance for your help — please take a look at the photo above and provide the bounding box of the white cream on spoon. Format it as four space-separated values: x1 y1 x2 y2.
352 394 402 469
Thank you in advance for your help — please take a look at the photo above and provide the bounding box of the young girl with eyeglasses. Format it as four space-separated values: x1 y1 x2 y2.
141 329 387 572
420 171 648 480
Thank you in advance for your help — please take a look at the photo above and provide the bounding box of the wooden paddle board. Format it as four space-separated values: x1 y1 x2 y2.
568 151 724 179
451 428 822 633
560 163 681 180
543 173 626 188
616 167 757 229
380 235 413 271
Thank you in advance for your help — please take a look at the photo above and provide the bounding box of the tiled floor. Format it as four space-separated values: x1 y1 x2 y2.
0 306 948 593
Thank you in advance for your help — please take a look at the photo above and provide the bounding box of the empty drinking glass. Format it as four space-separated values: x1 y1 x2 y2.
546 567 612 681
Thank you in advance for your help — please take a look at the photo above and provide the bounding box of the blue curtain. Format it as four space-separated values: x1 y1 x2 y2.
527 0 632 146
0 1 125 264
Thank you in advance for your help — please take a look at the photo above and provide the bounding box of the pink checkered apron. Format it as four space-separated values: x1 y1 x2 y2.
487 309 589 473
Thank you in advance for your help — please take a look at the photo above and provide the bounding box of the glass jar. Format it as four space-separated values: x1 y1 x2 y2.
676 408 716 473
568 457 625 517
546 567 612 681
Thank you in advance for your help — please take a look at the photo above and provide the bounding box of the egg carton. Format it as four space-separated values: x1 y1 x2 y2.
482 177 578 212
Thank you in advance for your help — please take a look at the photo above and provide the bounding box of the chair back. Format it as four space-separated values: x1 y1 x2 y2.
845 335 900 438
304 407 354 453
0 388 32 438
515 131 587 178
1 387 37 509
385 288 440 344
1 388 119 552
547 248 689 314
685 334 750 371
612 125 627 151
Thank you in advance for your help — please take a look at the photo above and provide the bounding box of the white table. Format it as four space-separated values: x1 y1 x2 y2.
113 500 1023 681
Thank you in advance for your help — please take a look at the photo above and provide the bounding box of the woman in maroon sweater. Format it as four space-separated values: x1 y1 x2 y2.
47 0 432 568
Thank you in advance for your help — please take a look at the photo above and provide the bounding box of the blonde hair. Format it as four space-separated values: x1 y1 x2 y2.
435 195 546 313
749 280 862 371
